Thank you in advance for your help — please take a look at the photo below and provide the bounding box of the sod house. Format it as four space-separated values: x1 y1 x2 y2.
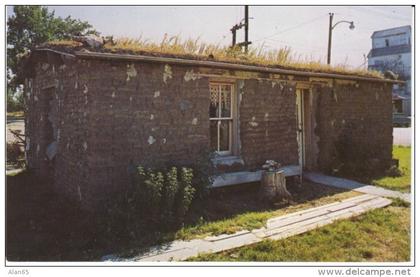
22 40 396 209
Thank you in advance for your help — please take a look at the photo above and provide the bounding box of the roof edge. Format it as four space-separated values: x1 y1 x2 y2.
34 48 402 84
35 48 77 59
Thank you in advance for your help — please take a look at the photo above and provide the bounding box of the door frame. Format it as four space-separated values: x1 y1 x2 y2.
296 88 305 172
296 83 312 173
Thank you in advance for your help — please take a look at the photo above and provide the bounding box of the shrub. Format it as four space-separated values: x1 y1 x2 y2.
102 165 200 241
143 169 164 218
162 167 179 221
177 167 195 221
385 165 403 177
190 151 214 199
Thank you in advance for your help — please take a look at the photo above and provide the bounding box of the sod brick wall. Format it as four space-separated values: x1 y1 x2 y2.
26 54 393 209
314 81 393 175
82 60 211 205
239 79 299 169
25 61 90 202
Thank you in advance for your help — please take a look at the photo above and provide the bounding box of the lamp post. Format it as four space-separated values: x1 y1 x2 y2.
327 13 355 65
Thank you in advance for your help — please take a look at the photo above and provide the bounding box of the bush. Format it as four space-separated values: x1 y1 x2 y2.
162 167 179 221
385 165 403 177
103 165 201 241
189 150 214 199
177 167 195 221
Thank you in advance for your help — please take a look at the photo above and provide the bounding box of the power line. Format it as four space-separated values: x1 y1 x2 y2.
262 37 326 51
259 41 326 56
253 14 327 43
348 6 412 22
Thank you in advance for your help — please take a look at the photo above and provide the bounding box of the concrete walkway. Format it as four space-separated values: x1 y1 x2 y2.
109 194 391 262
393 127 411 146
304 172 411 203
6 168 25 176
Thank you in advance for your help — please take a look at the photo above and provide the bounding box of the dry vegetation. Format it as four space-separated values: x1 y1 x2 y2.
45 35 383 78
43 39 83 47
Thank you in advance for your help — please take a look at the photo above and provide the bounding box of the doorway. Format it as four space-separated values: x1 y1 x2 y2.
296 88 316 171
296 88 305 171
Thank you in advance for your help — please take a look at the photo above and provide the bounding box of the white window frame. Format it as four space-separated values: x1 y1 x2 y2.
209 82 236 156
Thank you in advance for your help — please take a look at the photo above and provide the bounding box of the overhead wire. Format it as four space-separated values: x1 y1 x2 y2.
253 14 327 43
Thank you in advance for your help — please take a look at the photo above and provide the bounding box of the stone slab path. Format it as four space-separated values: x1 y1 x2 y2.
304 172 411 203
114 194 391 262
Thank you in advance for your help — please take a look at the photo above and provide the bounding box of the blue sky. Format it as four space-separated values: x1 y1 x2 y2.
6 5 413 67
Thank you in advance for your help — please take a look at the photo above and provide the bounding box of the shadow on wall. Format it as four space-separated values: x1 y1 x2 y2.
328 121 392 181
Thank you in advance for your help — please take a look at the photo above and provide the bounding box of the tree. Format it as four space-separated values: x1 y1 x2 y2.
7 87 23 112
7 5 98 90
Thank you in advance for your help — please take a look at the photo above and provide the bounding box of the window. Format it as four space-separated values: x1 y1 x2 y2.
374 60 384 66
385 39 390 47
209 83 235 156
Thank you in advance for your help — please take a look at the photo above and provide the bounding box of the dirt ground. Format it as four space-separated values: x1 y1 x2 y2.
186 178 345 224
6 118 24 144
6 171 96 261
6 117 25 172
6 171 346 261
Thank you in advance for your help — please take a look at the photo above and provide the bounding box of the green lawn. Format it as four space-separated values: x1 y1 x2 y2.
173 190 360 241
187 146 412 262
176 146 412 242
190 200 411 262
372 146 411 192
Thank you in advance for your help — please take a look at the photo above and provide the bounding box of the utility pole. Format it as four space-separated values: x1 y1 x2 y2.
244 5 249 53
230 5 251 53
231 26 237 47
327 13 333 65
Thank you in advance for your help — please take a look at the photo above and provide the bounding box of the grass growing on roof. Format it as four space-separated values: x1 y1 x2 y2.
43 39 83 47
189 200 411 262
104 36 383 78
46 35 383 78
372 146 411 192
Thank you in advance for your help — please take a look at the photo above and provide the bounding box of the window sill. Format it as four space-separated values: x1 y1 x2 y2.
211 155 244 167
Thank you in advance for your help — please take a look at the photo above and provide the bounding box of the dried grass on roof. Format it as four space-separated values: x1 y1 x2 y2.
45 35 384 78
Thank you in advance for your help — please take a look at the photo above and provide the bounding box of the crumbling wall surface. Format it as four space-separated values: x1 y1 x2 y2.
25 60 90 205
83 60 210 206
315 81 393 175
25 54 393 209
240 79 299 170
25 63 58 174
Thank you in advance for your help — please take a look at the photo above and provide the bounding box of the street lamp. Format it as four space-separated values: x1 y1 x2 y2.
327 13 355 65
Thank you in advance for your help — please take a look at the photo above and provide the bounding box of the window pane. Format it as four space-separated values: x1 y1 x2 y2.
219 120 231 152
210 120 218 151
209 85 219 118
220 85 231 117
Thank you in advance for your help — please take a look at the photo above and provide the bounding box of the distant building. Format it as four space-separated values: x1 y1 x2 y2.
368 25 412 117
